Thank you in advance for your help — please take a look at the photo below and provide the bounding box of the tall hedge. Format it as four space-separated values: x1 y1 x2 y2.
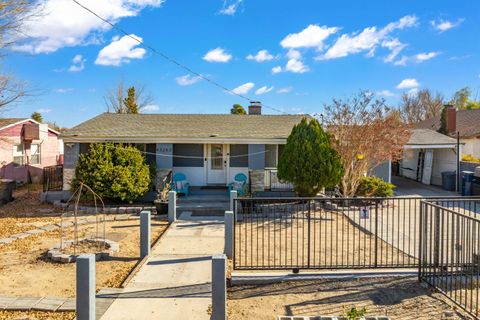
72 143 151 202
277 117 344 197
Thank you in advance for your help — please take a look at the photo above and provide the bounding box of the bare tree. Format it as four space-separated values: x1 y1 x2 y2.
324 91 412 197
399 89 444 123
104 80 154 113
0 1 37 111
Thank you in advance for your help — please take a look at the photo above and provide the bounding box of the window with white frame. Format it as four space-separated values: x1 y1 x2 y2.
13 144 25 166
30 143 41 165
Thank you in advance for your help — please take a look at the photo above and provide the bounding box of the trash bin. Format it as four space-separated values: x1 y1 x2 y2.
461 171 475 196
441 171 456 191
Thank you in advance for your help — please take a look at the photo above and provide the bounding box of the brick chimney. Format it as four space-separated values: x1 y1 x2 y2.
446 104 457 134
248 101 262 115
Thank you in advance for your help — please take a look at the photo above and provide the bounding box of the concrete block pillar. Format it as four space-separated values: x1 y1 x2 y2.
211 254 227 320
229 190 237 212
168 191 177 223
140 211 151 258
76 254 95 320
224 211 234 258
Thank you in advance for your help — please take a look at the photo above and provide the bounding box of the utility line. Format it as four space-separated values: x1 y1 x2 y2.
71 0 287 115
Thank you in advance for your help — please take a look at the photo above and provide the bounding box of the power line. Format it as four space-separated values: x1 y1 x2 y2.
70 0 287 115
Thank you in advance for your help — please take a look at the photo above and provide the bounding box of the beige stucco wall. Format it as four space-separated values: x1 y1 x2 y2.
461 138 480 158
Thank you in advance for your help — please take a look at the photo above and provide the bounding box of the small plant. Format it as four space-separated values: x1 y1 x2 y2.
345 306 367 320
356 176 395 197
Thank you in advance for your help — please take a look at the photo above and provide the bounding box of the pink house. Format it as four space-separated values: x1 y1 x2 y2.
0 118 63 184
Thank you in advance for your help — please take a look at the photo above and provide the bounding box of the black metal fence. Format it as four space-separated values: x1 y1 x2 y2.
419 200 480 319
43 165 63 192
233 196 480 271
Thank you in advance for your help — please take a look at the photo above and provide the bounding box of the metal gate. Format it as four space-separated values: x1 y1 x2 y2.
233 197 480 270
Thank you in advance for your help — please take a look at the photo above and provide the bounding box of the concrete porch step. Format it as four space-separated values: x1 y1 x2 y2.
177 202 230 210
177 195 229 203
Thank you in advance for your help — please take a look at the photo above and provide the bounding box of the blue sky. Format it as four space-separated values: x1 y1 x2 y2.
3 0 480 127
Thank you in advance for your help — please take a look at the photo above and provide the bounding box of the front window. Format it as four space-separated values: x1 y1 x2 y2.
265 144 278 168
13 144 25 166
30 143 41 165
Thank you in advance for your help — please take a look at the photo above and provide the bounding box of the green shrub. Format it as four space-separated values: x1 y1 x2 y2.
277 117 344 197
356 176 395 197
72 143 151 202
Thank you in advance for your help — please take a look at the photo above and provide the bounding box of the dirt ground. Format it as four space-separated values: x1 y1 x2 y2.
0 186 63 238
0 217 168 297
235 209 415 269
228 277 469 320
0 310 75 320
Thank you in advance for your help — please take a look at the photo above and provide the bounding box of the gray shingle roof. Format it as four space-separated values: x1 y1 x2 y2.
415 109 480 138
407 129 458 146
62 113 308 140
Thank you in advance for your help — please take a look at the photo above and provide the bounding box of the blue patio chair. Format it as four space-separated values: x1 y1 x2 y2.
228 173 248 196
171 173 190 197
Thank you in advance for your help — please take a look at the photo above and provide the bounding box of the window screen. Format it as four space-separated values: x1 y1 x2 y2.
13 144 24 166
230 144 248 167
265 144 278 168
173 144 204 167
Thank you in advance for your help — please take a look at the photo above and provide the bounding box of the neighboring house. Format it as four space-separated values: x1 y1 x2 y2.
0 118 64 183
61 103 303 192
371 128 461 187
416 107 480 158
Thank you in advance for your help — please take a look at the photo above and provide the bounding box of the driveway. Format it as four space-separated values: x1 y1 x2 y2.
392 176 459 197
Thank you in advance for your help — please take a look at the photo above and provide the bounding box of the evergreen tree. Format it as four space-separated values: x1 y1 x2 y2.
72 143 151 202
277 117 344 197
123 86 139 114
230 104 247 115
31 112 42 123
438 106 448 135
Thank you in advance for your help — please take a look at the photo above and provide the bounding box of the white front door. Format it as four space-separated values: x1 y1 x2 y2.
207 144 227 185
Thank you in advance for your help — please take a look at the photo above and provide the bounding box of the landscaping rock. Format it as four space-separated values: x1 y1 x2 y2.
10 233 30 240
0 238 16 245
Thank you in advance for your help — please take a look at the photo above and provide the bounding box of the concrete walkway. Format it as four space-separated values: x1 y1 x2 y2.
100 213 224 320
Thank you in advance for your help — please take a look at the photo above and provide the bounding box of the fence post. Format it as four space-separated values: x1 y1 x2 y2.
224 211 234 258
374 201 378 268
140 210 151 259
211 254 227 320
168 191 177 223
418 201 424 283
230 190 237 212
434 205 440 268
76 254 95 320
307 200 311 269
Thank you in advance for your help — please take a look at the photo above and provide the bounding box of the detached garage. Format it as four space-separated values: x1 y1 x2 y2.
395 129 461 187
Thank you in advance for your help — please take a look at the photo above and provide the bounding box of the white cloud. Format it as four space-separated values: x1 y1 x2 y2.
393 56 408 66
281 24 339 49
176 74 202 86
377 90 397 97
415 51 440 62
218 0 242 15
271 66 282 74
68 54 86 72
276 87 292 94
430 19 464 33
55 88 74 93
246 50 274 62
285 59 309 73
13 0 164 54
36 108 53 113
396 78 419 89
95 34 146 66
203 47 232 63
255 86 274 95
286 49 301 60
321 15 417 61
141 104 160 113
232 82 254 95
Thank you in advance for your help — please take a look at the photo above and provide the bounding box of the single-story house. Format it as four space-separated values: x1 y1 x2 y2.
61 103 304 192
0 118 64 183
416 107 480 158
371 128 461 187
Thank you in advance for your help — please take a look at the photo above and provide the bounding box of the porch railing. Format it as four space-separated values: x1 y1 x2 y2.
264 168 293 191
43 165 63 192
